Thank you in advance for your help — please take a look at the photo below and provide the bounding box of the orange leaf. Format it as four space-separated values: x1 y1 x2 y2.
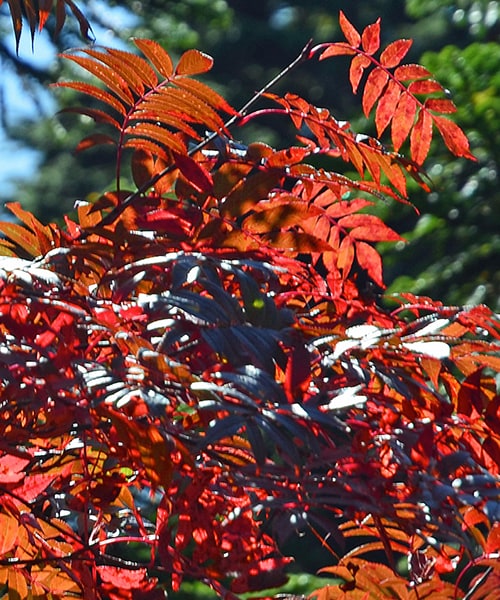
363 66 389 117
133 38 174 79
391 93 417 152
350 54 371 94
410 109 433 165
175 49 213 76
125 122 186 154
0 513 18 555
433 115 476 160
380 39 413 68
361 18 381 55
339 10 361 47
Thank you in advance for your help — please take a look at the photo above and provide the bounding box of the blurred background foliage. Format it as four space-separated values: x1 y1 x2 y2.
0 0 499 306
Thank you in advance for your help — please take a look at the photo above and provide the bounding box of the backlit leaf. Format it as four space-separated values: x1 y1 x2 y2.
363 67 389 117
410 109 433 165
433 115 476 160
361 18 381 55
375 79 403 136
408 79 444 95
380 39 412 68
394 63 432 81
0 513 18 554
355 240 384 287
176 49 214 76
425 98 457 114
133 38 174 79
391 93 417 152
339 10 361 47
75 133 116 153
350 54 371 94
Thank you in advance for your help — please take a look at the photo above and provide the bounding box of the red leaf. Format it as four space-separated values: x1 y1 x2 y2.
350 54 371 94
339 11 361 47
361 18 381 55
362 67 389 117
339 214 401 242
375 79 402 136
285 343 311 399
410 109 433 165
394 63 432 81
355 240 384 287
391 93 417 152
319 43 356 59
337 235 355 276
433 115 476 160
174 152 214 193
175 49 213 76
98 566 149 588
408 79 444 95
0 454 30 484
425 98 457 114
380 39 413 68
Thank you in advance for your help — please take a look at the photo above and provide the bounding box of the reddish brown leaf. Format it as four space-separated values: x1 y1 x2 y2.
175 49 213 76
339 10 361 47
350 54 371 94
362 67 389 117
410 109 433 165
380 39 413 68
433 115 476 160
375 79 403 136
361 18 381 55
391 93 417 152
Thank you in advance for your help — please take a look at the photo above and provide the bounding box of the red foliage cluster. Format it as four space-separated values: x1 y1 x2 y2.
0 12 499 599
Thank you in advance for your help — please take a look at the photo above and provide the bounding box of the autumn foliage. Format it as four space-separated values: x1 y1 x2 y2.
0 10 499 599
